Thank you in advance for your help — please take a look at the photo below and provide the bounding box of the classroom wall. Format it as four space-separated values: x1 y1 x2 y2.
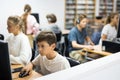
0 0 65 38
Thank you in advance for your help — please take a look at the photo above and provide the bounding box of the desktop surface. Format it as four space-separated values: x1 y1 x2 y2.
12 64 42 80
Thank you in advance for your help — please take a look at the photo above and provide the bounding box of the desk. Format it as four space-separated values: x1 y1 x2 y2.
62 29 70 35
83 45 112 56
78 45 112 57
12 64 42 80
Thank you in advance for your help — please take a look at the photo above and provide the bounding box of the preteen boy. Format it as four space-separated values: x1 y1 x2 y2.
21 31 70 75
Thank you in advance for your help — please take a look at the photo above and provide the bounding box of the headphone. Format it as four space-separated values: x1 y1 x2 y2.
46 14 57 23
47 17 52 22
76 14 87 24
76 18 80 24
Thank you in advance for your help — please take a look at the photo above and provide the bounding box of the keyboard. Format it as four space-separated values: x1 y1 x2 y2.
11 67 23 73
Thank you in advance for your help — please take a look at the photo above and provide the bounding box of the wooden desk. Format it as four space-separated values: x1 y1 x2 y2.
78 45 112 57
12 64 42 80
62 29 70 35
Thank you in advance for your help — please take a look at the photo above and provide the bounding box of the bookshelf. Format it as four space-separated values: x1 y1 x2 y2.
99 0 114 17
65 0 115 29
65 0 77 29
117 0 120 13
65 0 95 29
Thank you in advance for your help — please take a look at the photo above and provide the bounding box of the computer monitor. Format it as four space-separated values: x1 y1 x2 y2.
0 40 12 80
117 16 120 38
102 40 120 53
31 13 40 24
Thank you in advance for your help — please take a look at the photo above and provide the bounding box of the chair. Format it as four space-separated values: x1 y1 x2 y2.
0 34 4 40
63 33 69 57
55 31 63 54
66 57 80 67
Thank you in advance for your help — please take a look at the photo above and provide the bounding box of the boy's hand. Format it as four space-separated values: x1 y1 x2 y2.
21 62 33 75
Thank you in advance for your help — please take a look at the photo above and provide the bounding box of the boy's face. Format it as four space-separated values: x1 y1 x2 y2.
37 41 55 56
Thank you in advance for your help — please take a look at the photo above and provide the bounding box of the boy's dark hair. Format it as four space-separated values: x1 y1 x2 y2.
36 31 57 45
46 14 57 23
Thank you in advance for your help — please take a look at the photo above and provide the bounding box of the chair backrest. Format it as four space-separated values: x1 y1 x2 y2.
66 57 80 67
0 34 4 40
55 31 62 42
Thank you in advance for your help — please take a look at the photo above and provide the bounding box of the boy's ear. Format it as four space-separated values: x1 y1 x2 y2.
51 43 56 50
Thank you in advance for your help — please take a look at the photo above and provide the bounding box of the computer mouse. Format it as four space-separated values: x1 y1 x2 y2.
19 70 29 78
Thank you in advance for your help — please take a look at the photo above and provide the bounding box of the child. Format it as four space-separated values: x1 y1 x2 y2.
21 31 70 75
6 15 32 65
99 12 119 45
68 14 94 62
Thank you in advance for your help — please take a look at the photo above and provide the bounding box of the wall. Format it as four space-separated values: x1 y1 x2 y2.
0 0 65 38
35 52 120 80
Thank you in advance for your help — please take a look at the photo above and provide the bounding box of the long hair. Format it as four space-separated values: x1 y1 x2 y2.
106 12 118 24
21 4 31 34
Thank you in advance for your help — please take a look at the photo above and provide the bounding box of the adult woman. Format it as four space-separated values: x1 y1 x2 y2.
6 15 32 65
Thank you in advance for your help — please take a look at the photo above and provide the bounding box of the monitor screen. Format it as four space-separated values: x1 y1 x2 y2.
102 40 120 53
0 40 12 80
31 13 40 24
117 16 120 38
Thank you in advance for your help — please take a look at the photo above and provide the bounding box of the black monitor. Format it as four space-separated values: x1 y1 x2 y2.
102 40 120 53
31 13 40 24
0 40 12 80
117 16 120 38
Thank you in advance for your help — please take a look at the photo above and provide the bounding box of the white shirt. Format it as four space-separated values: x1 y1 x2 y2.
6 32 32 65
101 24 117 41
32 53 70 75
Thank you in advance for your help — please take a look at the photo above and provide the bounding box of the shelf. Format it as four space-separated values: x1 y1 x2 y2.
65 0 95 29
99 0 113 16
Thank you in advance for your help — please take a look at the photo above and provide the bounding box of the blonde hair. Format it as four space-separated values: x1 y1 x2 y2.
7 15 23 30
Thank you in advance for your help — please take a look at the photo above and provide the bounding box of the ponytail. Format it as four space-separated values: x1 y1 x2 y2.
105 12 118 24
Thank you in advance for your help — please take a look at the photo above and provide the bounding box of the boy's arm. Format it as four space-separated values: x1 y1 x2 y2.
32 55 40 67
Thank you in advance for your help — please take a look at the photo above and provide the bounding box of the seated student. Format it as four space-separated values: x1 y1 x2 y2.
6 15 32 65
40 13 62 51
41 13 61 33
91 16 104 45
99 12 119 45
21 31 70 75
68 14 94 62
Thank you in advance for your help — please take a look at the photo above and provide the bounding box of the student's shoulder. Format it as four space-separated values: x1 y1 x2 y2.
6 33 14 40
104 24 111 28
70 27 77 32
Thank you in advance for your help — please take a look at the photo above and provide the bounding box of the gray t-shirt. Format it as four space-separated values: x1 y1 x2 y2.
32 53 70 75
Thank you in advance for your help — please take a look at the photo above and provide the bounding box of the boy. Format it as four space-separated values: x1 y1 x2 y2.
21 31 70 75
